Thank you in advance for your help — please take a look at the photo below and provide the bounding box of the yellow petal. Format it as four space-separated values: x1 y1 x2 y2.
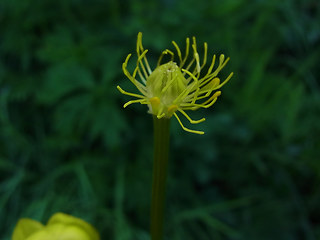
60 225 91 240
26 223 90 240
47 213 100 240
12 218 44 240
25 229 55 240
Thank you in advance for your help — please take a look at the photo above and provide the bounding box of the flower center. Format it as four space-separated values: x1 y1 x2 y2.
146 61 188 117
146 62 188 103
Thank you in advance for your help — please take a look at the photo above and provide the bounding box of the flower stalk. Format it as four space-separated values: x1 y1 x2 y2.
150 116 170 240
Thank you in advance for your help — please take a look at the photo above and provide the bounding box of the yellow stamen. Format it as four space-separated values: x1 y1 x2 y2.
207 54 216 75
200 77 220 90
202 91 221 105
157 49 175 66
178 109 206 124
173 81 197 104
122 55 147 95
137 33 152 75
181 91 221 110
184 57 195 74
191 88 200 104
180 37 190 68
135 49 149 81
167 104 178 116
213 72 234 90
192 37 201 76
181 69 199 85
124 99 147 108
172 41 182 63
200 42 208 70
117 86 145 99
208 55 229 78
173 113 204 135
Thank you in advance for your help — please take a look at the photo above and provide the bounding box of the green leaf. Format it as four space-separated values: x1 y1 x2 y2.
37 63 95 104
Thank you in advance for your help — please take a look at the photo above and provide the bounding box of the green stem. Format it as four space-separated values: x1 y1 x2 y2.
150 116 171 240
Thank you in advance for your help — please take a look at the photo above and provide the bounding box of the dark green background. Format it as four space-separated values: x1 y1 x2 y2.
1 0 319 239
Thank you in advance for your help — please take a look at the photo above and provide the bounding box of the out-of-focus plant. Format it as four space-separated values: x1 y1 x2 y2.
1 0 319 239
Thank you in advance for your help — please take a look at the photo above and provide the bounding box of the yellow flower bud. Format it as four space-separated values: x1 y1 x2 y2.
12 213 100 240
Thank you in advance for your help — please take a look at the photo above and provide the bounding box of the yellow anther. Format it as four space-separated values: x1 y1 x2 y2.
200 77 220 91
213 90 221 98
167 104 178 116
219 54 225 64
150 97 160 106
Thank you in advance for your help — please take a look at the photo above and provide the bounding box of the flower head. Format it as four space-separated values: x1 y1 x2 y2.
117 32 233 134
12 212 100 240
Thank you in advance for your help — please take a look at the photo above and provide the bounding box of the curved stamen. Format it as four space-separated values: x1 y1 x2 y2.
124 99 148 108
173 113 204 134
157 49 175 66
172 41 182 64
117 86 146 99
178 109 206 124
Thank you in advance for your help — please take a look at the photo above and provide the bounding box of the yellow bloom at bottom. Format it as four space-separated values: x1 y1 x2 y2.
12 213 100 240
117 32 233 134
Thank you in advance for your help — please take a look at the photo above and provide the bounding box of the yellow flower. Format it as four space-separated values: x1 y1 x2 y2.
12 212 100 240
117 32 233 134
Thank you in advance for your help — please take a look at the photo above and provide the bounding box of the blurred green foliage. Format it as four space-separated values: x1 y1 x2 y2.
1 0 320 239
